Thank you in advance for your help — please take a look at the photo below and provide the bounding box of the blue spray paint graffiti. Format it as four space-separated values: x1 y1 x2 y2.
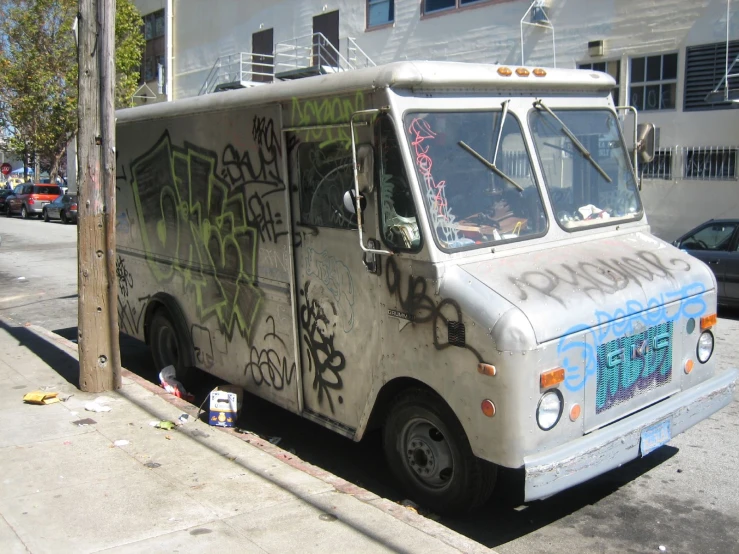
558 283 708 393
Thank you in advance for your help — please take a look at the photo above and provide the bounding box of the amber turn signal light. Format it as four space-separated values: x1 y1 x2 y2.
540 367 565 388
700 313 717 330
497 66 513 77
685 359 694 374
481 399 496 417
477 363 497 377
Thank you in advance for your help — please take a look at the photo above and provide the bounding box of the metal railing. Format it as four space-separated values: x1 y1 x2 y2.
199 34 375 94
198 53 275 95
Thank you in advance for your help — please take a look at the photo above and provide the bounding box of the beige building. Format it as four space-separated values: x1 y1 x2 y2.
132 0 738 240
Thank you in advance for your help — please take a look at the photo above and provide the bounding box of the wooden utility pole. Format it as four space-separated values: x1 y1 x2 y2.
77 0 121 392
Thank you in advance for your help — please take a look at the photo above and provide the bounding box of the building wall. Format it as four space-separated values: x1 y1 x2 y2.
134 0 739 239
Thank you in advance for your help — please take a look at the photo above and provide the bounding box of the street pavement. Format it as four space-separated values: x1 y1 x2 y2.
0 314 490 554
1 216 738 553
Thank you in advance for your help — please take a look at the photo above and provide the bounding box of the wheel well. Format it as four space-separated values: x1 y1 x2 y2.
365 377 444 433
143 293 195 369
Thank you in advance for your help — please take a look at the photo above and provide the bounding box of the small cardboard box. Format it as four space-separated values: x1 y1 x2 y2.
209 386 242 427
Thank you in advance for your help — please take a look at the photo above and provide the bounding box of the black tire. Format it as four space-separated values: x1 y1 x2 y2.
383 388 497 515
43 208 49 222
5 205 11 217
148 309 193 386
20 205 28 219
60 210 68 224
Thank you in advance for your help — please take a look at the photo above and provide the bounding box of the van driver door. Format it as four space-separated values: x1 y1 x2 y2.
288 131 381 436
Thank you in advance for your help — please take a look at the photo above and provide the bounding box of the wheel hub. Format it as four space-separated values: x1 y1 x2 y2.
402 419 454 489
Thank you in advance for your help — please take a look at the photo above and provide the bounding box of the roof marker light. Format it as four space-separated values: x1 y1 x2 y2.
533 68 547 77
516 67 530 77
498 67 513 77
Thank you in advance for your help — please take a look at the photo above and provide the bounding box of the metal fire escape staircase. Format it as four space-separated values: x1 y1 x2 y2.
705 0 739 104
198 33 375 95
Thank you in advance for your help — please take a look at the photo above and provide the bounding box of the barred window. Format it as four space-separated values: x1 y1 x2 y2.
641 149 672 180
683 147 737 180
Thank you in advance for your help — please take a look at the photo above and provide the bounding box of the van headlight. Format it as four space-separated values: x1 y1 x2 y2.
537 390 563 431
697 331 714 363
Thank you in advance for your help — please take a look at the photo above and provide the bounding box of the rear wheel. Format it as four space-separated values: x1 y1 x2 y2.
383 388 497 515
5 205 11 217
148 309 193 386
20 205 28 219
60 210 68 224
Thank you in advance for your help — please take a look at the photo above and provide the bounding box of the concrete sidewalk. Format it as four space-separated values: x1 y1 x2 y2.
0 315 492 554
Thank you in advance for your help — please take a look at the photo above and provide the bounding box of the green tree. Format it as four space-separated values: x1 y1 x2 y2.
0 0 144 180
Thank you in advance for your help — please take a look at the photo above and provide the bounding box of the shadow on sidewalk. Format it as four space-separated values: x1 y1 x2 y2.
0 318 79 386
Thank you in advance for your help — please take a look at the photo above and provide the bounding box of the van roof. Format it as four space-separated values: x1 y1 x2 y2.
117 61 617 124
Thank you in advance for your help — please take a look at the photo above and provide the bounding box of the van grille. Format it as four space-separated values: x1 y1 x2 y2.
595 322 673 414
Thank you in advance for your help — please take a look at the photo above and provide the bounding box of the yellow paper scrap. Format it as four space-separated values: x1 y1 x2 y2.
23 391 61 405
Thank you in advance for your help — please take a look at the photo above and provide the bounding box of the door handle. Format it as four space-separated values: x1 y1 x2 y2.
708 260 720 265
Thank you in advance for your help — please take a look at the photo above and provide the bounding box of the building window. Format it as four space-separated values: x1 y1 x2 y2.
641 149 672 180
684 40 739 111
578 61 620 105
423 0 490 15
683 147 737 180
140 10 165 84
629 53 678 111
367 0 394 27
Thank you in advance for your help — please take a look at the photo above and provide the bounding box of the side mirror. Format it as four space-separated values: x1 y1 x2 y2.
636 123 657 164
342 189 366 215
356 144 374 192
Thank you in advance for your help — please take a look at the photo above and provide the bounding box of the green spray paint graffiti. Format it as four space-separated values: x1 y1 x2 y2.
291 91 365 148
130 132 262 342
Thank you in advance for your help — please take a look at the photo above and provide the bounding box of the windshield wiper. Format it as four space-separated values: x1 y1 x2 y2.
533 99 613 183
457 100 524 192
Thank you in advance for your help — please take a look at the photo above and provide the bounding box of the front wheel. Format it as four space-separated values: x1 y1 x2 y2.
60 210 68 224
383 389 497 515
42 209 49 222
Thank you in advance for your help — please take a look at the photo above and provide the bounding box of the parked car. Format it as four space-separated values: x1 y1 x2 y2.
673 219 739 307
42 194 78 224
5 184 63 219
0 190 13 213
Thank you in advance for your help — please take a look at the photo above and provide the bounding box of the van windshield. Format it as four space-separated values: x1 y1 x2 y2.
529 108 642 230
404 111 546 250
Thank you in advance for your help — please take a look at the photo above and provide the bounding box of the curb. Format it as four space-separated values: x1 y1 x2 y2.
16 317 494 554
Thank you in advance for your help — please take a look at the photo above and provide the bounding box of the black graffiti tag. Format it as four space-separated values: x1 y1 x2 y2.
245 316 296 390
508 251 693 306
116 255 134 298
299 282 346 413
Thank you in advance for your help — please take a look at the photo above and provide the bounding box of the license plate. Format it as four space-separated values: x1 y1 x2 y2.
640 419 671 456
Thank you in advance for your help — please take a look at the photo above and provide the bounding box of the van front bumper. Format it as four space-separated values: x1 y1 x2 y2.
523 368 738 502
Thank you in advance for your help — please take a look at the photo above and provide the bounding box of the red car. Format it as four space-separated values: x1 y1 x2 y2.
5 183 63 219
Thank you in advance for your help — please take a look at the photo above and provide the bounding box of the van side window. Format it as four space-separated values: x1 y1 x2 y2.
376 115 421 251
297 142 357 230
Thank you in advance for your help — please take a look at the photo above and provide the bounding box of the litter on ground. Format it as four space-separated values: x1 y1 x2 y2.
23 391 60 405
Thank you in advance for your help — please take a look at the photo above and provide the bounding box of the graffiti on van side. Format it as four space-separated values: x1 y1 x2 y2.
116 210 132 236
407 118 460 245
290 92 364 149
115 255 134 298
247 189 287 244
118 295 150 336
220 116 282 187
300 281 347 413
129 131 262 343
558 282 707 393
245 315 296 390
304 247 355 332
508 251 693 307
386 258 482 362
